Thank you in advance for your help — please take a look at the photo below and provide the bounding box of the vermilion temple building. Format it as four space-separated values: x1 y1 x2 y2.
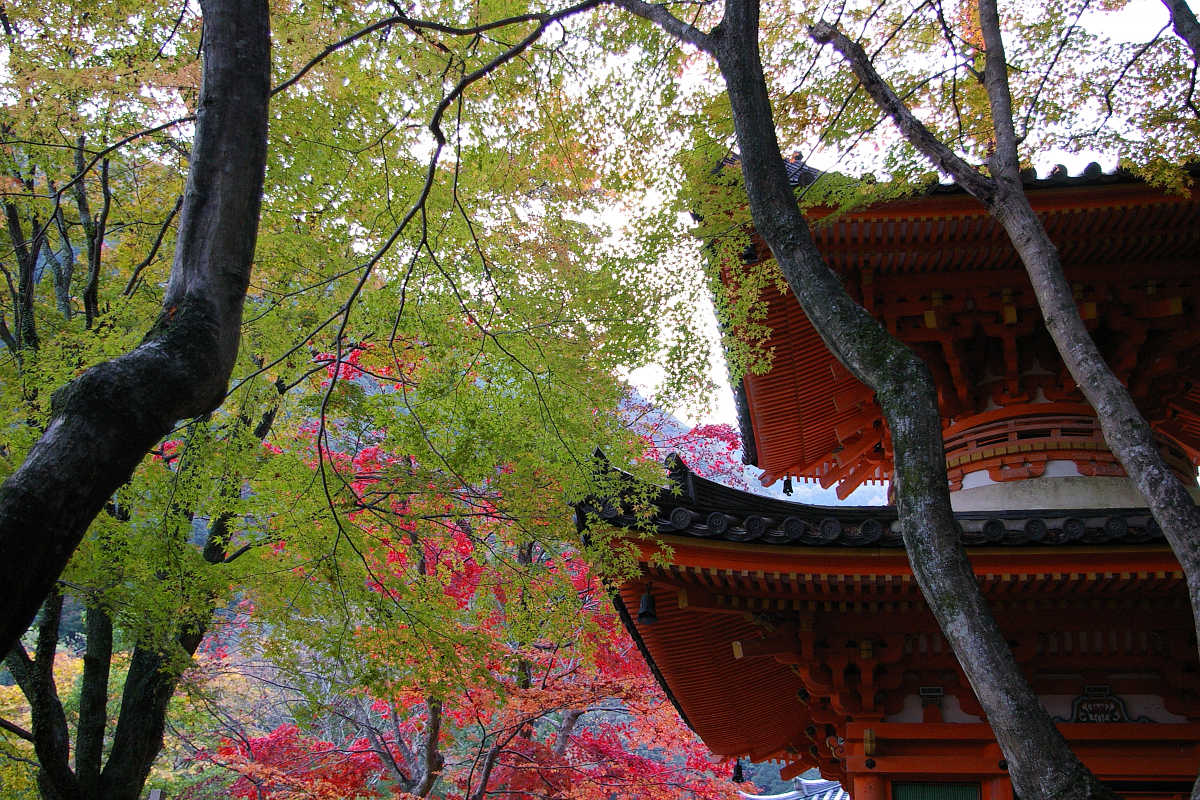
582 166 1200 800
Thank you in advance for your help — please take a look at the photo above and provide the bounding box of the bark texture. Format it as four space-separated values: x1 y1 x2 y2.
0 0 270 657
813 0 1200 699
1164 0 1200 61
613 0 1116 794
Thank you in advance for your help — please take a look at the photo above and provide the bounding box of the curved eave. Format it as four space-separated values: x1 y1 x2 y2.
725 169 1200 487
609 584 694 731
587 456 1189 781
583 457 1172 550
632 533 1181 577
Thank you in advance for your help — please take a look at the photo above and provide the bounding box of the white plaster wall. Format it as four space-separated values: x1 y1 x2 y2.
951 468 1200 511
1038 694 1188 723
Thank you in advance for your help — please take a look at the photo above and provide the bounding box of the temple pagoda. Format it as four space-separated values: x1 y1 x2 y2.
582 167 1200 800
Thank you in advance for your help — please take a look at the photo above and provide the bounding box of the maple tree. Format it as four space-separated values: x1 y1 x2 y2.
0 0 1196 797
138 420 747 800
172 555 739 800
0 0 712 794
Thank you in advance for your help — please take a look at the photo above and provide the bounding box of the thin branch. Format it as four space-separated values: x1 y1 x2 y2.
0 312 15 352
1070 24 1169 140
809 20 996 201
1019 0 1091 140
123 194 184 296
221 543 255 564
0 715 33 741
608 0 714 52
307 0 604 618
155 0 191 60
271 6 600 99
64 117 194 209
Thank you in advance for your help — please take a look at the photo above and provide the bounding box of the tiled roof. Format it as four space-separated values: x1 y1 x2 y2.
741 778 851 800
718 160 1200 493
780 157 1154 192
580 455 1167 549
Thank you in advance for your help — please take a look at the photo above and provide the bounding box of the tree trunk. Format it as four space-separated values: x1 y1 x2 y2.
977 0 1200 684
5 593 82 800
5 198 43 351
75 606 113 796
812 7 1200 790
0 0 271 657
95 630 205 800
817 0 1200 694
1163 0 1200 62
986 179 1200 641
601 0 1116 794
707 5 1112 796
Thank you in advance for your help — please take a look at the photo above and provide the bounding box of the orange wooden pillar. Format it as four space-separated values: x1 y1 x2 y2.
852 774 887 800
981 777 1013 800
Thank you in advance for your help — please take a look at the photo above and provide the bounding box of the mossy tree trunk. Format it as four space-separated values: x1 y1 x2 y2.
613 0 1115 794
812 3 1200 771
0 0 271 657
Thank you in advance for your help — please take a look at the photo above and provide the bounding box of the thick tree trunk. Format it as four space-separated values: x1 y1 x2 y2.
612 0 1116 795
10 497 268 799
0 0 270 657
1163 0 1200 61
14 399 283 800
816 0 1200 693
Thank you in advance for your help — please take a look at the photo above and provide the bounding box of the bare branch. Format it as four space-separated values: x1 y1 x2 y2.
273 4 605 100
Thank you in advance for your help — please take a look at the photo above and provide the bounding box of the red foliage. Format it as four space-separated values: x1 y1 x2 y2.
218 725 383 799
200 367 740 800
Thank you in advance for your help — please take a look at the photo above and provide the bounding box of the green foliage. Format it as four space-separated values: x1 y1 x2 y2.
3 0 1196 792
0 0 721 792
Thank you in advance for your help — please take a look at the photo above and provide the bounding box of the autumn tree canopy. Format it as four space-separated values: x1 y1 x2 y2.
0 0 1196 797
